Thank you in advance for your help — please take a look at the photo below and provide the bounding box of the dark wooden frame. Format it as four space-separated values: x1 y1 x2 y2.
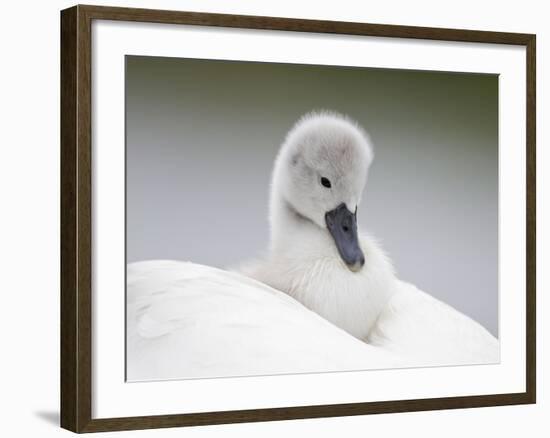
61 4 536 433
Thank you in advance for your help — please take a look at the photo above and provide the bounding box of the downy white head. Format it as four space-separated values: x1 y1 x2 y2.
270 111 372 271
242 111 397 340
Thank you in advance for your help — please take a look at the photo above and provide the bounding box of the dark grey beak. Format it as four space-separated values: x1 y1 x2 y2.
325 203 365 272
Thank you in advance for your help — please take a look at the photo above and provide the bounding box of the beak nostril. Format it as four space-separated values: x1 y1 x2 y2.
343 225 349 232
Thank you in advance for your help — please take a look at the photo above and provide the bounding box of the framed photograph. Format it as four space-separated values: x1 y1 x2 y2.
60 4 536 433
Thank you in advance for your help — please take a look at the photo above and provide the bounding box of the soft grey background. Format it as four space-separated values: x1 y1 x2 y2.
126 56 498 337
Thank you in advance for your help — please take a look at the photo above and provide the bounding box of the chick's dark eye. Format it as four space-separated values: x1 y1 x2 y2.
320 177 331 188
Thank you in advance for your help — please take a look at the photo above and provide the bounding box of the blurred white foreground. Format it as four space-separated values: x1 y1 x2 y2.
127 261 498 382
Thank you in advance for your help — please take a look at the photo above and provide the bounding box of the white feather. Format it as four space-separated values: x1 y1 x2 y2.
368 281 499 365
127 261 498 381
127 260 405 381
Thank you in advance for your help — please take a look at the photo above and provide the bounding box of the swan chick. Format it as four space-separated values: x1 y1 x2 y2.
241 111 397 340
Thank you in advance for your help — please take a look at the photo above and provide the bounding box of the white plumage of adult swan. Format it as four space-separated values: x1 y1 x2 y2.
127 112 498 382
